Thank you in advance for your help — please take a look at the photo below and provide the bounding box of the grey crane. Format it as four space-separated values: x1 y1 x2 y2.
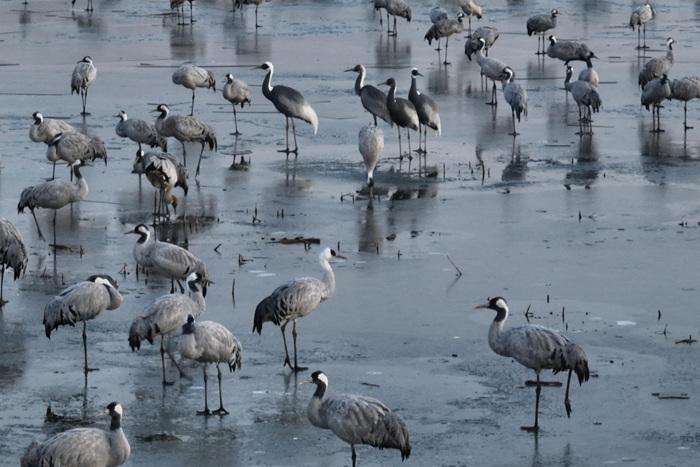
125 223 208 293
17 160 90 242
458 0 482 34
474 297 590 432
546 36 596 65
301 371 411 467
253 247 344 372
180 315 242 416
501 67 528 137
129 272 207 385
428 6 448 52
638 37 674 89
21 402 130 467
125 224 155 278
578 57 599 87
424 13 464 65
236 0 268 28
385 0 411 37
345 64 392 127
71 56 97 116
527 9 558 55
71 0 93 12
153 104 217 177
43 274 123 378
408 68 441 154
670 77 700 130
0 219 27 307
358 124 384 189
380 78 419 160
172 65 216 116
641 74 671 133
374 0 389 31
134 150 189 219
223 73 251 135
475 38 510 106
254 62 319 155
565 65 602 135
630 2 656 50
115 110 167 152
30 112 76 144
465 26 499 61
46 132 106 180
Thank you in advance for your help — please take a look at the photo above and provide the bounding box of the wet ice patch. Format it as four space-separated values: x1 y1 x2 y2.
616 320 636 326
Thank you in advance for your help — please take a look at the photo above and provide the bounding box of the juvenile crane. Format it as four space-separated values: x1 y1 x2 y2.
255 62 319 155
458 0 482 34
43 275 123 379
641 74 672 133
115 110 167 152
180 315 242 416
223 73 251 135
0 219 27 307
358 124 384 190
638 37 674 89
129 272 207 385
428 6 448 51
670 77 700 131
153 104 217 177
254 248 344 372
345 64 392 126
71 56 97 116
172 65 216 116
465 26 499 61
301 370 411 467
474 297 590 432
29 112 76 144
501 67 528 137
385 0 411 37
630 2 656 50
527 9 558 55
546 36 596 65
424 13 464 65
380 78 419 160
21 402 130 467
17 160 90 242
46 132 106 179
408 68 441 154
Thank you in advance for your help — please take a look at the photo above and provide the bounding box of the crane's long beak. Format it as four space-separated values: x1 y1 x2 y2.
334 254 348 260
377 81 388 86
123 228 137 235
343 68 354 73
112 113 121 118
474 304 490 310
251 65 263 70
298 378 313 385
416 71 424 77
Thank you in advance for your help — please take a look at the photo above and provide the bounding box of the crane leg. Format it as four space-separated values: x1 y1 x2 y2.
291 320 307 372
291 119 299 154
424 126 428 155
351 445 357 467
197 366 213 416
212 363 229 415
280 321 293 369
52 161 56 180
30 209 46 242
372 114 377 126
189 1 194 24
443 37 450 65
195 142 205 177
406 129 413 160
486 81 497 106
521 373 540 432
435 37 441 52
278 117 290 154
255 5 261 28
82 321 99 375
509 109 519 137
0 265 6 307
161 336 175 386
397 127 403 160
181 142 187 167
564 369 574 418
684 103 693 130
642 24 648 50
232 105 241 135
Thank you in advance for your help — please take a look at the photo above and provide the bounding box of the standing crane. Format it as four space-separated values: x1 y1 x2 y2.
458 0 482 34
0 219 27 307
670 77 700 131
638 37 674 89
630 2 656 50
345 64 392 127
172 65 216 116
408 68 440 155
358 124 384 191
71 56 97 116
475 38 510 106
527 9 558 55
223 73 251 135
641 75 672 133
424 13 464 66
115 110 167 152
380 78 419 160
546 36 596 65
474 297 590 432
385 0 411 37
501 67 528 137
29 112 76 145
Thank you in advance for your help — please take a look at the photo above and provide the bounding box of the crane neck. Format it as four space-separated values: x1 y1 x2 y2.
409 75 419 101
386 82 397 104
488 307 509 356
262 68 274 99
110 412 122 431
307 389 327 428
354 68 365 95
319 255 336 298
190 286 206 311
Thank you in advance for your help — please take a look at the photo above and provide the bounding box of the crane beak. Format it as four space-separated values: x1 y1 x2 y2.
474 304 490 310
377 81 387 86
112 113 121 118
334 254 347 260
298 378 313 385
251 65 263 70
123 228 137 235
416 71 424 77
343 68 354 73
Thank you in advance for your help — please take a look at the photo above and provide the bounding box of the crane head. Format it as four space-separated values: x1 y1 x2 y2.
182 315 196 335
105 402 123 417
114 110 127 120
300 370 328 388
88 274 119 289
344 64 363 74
411 68 424 78
32 112 43 124
551 9 559 17
474 297 509 321
548 35 557 44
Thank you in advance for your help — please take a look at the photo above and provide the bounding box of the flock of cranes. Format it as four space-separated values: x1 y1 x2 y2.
6 0 699 465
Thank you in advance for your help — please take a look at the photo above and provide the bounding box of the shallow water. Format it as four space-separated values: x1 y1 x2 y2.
1 0 700 465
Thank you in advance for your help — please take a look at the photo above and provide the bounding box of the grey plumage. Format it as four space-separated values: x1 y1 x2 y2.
21 402 129 467
254 247 343 372
303 371 411 467
501 67 528 136
546 35 596 65
578 58 600 87
133 150 188 218
565 65 602 135
630 2 656 49
0 219 27 306
257 62 319 155
424 13 464 65
464 26 499 61
641 74 672 133
408 68 441 155
475 38 510 105
115 110 167 152
527 9 558 55
358 125 384 187
223 73 252 135
385 0 411 37
374 0 389 31
638 37 674 89
17 160 90 241
126 223 207 293
429 6 447 24
29 112 77 144
475 297 590 432
129 272 207 385
153 104 217 177
172 65 216 116
380 78 419 160
458 0 482 33
180 316 242 415
345 64 392 127
71 0 94 12
71 56 97 115
46 132 106 179
126 224 155 274
43 275 122 378
670 76 700 130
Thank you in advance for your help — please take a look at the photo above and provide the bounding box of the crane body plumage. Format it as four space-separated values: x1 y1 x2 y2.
0 219 27 306
115 111 167 152
638 38 674 89
358 125 383 187
30 112 76 144
71 56 97 115
346 64 391 126
527 9 558 54
409 68 440 154
223 73 252 135
46 132 106 179
670 76 700 130
465 26 499 61
172 65 216 116
501 67 528 136
546 36 596 65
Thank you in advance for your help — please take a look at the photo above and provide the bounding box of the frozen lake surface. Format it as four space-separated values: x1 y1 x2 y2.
1 0 700 465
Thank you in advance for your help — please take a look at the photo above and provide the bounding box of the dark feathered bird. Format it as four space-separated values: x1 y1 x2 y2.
0 219 27 307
